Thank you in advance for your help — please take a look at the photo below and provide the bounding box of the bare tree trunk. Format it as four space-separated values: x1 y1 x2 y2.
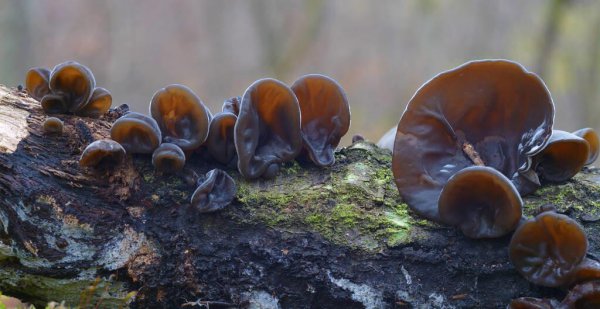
1 85 600 308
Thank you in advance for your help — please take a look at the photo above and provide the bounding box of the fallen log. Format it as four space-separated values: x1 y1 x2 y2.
0 84 599 308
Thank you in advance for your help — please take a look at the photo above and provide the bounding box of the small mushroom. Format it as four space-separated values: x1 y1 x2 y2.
206 112 237 165
235 78 302 179
573 128 599 165
569 258 600 286
291 74 351 167
561 281 600 309
42 117 64 135
152 143 186 173
110 112 162 154
392 60 554 221
191 169 237 213
44 61 96 114
79 139 126 168
508 297 560 309
222 96 241 115
509 211 588 287
150 84 211 151
76 87 112 118
438 166 522 238
532 130 589 183
25 67 51 101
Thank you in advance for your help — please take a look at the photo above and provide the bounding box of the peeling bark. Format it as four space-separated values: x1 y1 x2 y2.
1 85 600 308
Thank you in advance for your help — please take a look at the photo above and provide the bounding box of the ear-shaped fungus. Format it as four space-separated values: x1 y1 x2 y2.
25 67 51 101
573 128 599 165
562 281 600 309
291 74 350 167
110 112 162 154
44 61 96 114
43 117 64 135
222 96 241 115
77 87 112 118
508 297 560 309
532 130 589 183
509 211 588 287
79 139 126 168
438 166 522 238
152 143 186 173
191 169 237 213
392 60 554 222
206 112 237 165
150 84 211 151
235 78 302 179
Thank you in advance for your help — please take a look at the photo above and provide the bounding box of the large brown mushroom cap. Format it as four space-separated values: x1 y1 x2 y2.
235 78 302 179
25 67 51 101
291 74 350 167
573 128 599 166
509 211 588 287
438 166 522 238
79 139 126 168
46 61 96 113
152 143 186 173
77 87 112 118
392 60 554 221
532 130 589 183
150 84 211 151
207 112 237 165
110 112 162 154
191 169 237 213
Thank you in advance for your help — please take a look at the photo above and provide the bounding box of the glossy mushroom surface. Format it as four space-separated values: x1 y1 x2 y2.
25 67 51 101
79 139 126 168
206 112 237 165
150 84 211 151
532 130 589 183
110 112 162 154
573 128 599 165
45 61 96 114
562 281 600 309
235 78 302 179
509 211 588 287
508 297 559 309
191 169 237 213
42 117 64 135
438 166 522 238
77 87 112 118
152 143 186 173
222 96 241 115
392 60 554 221
291 74 350 167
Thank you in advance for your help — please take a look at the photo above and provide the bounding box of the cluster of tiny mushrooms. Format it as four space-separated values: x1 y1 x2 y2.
24 60 600 307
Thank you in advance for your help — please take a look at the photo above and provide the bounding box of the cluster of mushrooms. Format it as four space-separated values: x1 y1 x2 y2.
391 60 600 307
26 61 351 213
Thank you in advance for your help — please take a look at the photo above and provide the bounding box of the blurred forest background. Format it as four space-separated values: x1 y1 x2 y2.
0 0 599 146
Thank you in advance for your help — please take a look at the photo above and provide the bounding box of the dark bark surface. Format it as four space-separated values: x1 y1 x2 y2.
1 85 600 308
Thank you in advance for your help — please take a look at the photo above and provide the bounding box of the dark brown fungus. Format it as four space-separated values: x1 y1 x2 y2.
77 87 112 118
562 281 600 309
79 139 126 168
508 297 559 309
191 169 237 213
532 130 589 183
222 96 241 115
573 128 599 165
43 61 96 114
150 84 211 151
206 112 238 165
152 143 186 173
569 258 600 286
235 78 302 179
438 166 522 238
25 67 51 101
509 211 587 287
110 112 161 154
291 74 350 167
392 60 554 222
42 117 64 135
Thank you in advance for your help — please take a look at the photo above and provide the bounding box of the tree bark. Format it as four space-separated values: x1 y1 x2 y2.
1 84 600 308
